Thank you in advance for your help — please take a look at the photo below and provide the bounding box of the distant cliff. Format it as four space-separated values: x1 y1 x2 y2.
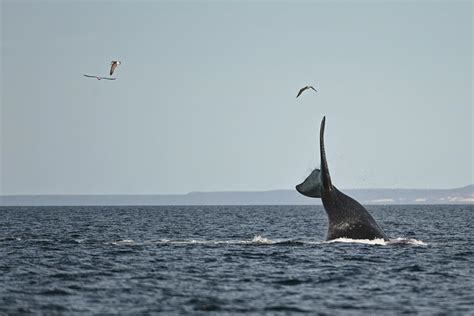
1 185 472 206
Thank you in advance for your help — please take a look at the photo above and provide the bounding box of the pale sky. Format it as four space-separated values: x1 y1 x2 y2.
1 1 472 195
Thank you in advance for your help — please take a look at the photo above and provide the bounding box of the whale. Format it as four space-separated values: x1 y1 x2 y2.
296 116 389 241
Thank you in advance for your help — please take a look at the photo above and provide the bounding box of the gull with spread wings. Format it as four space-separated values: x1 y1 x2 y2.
83 74 116 81
296 85 317 98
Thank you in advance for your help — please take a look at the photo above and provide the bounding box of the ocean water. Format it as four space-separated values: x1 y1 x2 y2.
0 205 472 314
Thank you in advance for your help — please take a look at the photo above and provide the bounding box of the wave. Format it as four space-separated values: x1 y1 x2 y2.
110 239 136 246
143 235 286 245
1 234 426 247
0 236 22 242
108 235 426 246
388 237 427 246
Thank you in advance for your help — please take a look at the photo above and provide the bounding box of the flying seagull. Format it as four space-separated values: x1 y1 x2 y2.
83 74 116 80
110 61 121 76
296 85 317 98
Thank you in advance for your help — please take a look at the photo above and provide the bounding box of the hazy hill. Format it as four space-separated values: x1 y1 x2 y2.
0 185 472 206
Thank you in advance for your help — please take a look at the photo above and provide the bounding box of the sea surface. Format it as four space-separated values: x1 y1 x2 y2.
0 205 472 315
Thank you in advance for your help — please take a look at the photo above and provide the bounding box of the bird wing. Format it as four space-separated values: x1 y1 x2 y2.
310 86 317 92
83 74 96 78
296 87 307 98
110 62 117 76
101 77 116 80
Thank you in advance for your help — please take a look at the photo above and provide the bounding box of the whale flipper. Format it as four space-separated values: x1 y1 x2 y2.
296 117 389 241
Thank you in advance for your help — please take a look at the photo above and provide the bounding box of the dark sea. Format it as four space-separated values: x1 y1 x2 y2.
0 205 472 315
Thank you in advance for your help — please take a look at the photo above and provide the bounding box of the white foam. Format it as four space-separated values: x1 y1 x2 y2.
389 237 427 246
327 237 427 246
111 236 426 246
144 235 282 245
0 237 21 241
146 239 210 245
111 239 135 245
327 238 387 245
247 235 278 244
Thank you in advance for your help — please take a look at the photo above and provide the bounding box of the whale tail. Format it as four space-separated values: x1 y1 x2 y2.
296 116 333 198
295 116 389 241
296 168 322 198
319 116 333 191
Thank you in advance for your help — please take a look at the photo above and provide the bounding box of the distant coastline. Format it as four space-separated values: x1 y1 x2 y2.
0 185 472 206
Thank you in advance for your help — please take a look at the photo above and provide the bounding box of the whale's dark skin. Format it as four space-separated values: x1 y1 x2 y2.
296 117 388 241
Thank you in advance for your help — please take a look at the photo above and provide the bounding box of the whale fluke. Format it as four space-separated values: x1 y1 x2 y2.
296 116 388 241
